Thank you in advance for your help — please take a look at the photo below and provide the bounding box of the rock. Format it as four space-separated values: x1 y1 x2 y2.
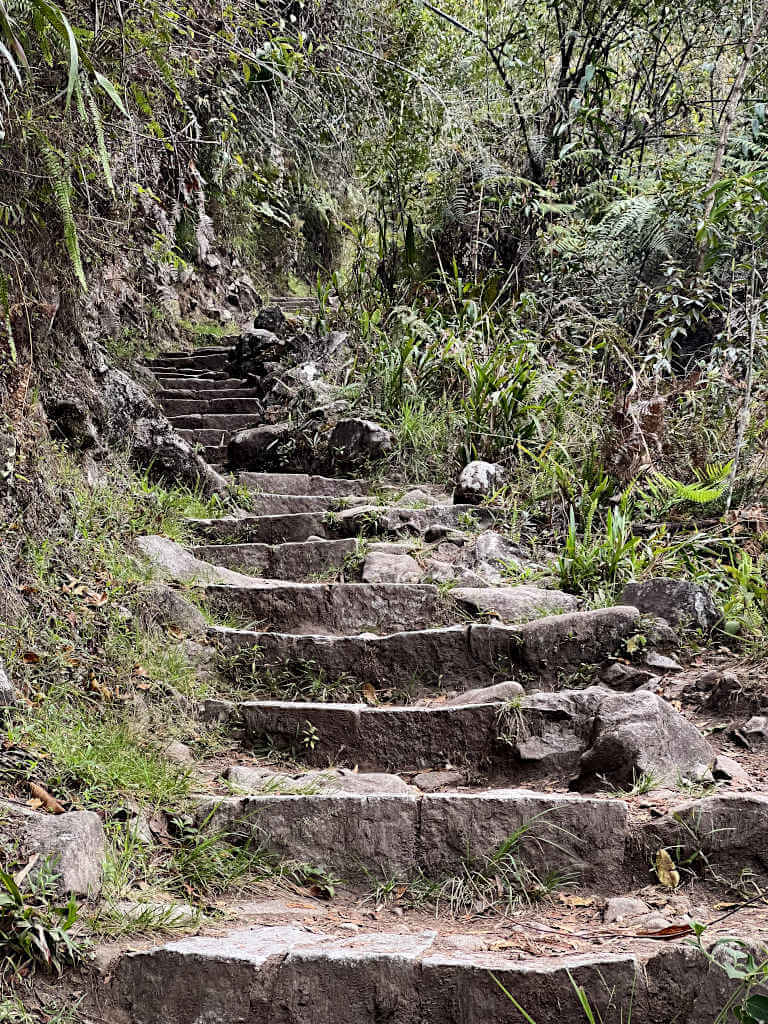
743 716 768 742
136 584 207 635
135 535 258 587
200 698 237 725
445 681 525 706
453 586 581 624
704 671 743 709
601 662 660 691
226 766 415 796
604 896 650 924
0 660 16 707
712 755 751 786
412 770 465 792
327 419 393 468
645 652 683 672
453 461 506 505
0 801 104 896
620 578 721 631
576 688 714 789
361 550 422 584
227 422 301 472
163 741 194 765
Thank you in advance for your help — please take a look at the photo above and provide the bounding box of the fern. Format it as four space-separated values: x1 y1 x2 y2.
642 462 733 508
83 76 114 194
37 135 86 291
0 271 15 363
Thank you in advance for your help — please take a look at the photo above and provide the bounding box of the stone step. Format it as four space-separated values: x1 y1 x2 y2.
196 788 628 883
203 582 581 635
162 398 263 417
170 413 262 431
192 539 357 581
160 387 262 401
178 429 228 446
233 685 714 789
187 503 492 545
148 351 233 370
211 607 640 691
246 494 371 516
237 471 370 496
111 922 739 1024
155 376 250 389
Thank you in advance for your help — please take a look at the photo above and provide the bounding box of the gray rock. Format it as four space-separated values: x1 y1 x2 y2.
712 755 751 786
361 550 422 584
453 585 581 624
445 681 525 706
620 578 721 631
601 662 660 691
163 741 194 764
412 770 465 792
226 765 415 796
227 422 298 472
0 801 104 896
454 461 506 505
604 896 650 924
645 652 683 672
743 716 768 742
328 418 393 467
0 661 15 707
136 584 207 635
135 535 259 587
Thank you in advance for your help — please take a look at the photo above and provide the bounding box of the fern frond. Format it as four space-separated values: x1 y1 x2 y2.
83 76 114 194
37 134 86 291
643 462 733 507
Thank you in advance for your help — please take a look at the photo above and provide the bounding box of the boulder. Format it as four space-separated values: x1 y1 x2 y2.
0 801 104 896
412 770 465 792
361 550 422 584
453 461 506 505
328 419 393 468
227 422 298 472
136 584 207 635
518 687 715 789
619 578 721 631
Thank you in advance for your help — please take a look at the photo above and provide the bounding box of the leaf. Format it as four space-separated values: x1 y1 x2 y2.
22 651 40 664
558 894 595 908
0 38 21 85
741 994 768 1023
94 71 128 116
636 924 693 940
655 849 680 888
362 683 378 705
28 782 66 814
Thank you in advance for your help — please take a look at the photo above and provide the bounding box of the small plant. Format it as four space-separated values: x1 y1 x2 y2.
0 864 84 975
300 721 320 751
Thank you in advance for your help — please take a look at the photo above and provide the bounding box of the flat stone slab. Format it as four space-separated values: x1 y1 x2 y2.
238 472 369 496
226 765 417 796
135 535 260 586
246 494 369 516
194 789 627 882
192 539 357 581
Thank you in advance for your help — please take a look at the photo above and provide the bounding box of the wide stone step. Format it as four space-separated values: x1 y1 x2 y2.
203 582 581 635
149 351 232 370
112 923 741 1024
234 685 714 789
171 413 262 431
238 472 370 496
160 387 262 400
196 789 628 882
192 539 357 581
187 503 492 545
245 494 371 516
211 607 640 690
162 398 263 417
155 376 250 388
178 429 229 446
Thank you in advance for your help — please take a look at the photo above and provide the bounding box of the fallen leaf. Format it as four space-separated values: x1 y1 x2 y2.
26 798 43 810
558 894 595 908
655 849 680 888
22 651 40 664
362 683 378 705
29 782 66 814
635 924 694 940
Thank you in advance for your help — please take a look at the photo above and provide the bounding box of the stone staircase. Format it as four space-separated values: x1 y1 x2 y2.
105 345 768 1022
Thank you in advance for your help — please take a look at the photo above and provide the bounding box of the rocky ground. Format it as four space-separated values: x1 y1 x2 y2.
3 307 767 1023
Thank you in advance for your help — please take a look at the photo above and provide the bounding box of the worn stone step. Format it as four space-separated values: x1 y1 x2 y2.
149 351 233 370
162 398 263 417
178 429 227 446
212 607 640 690
112 923 742 1024
187 503 491 545
238 472 370 496
246 494 371 516
192 539 357 581
196 788 628 882
160 387 262 401
155 376 250 389
235 685 713 789
203 582 582 635
171 413 262 431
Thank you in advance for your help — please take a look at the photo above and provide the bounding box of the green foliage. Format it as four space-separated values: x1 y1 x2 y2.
0 864 83 975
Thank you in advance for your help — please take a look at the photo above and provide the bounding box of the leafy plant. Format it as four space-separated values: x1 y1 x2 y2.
0 864 83 975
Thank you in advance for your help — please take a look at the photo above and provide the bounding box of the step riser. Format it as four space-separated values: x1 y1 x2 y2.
212 609 639 690
197 791 628 883
170 414 261 430
204 583 448 635
191 513 331 544
179 429 228 446
162 399 263 417
238 472 369 497
193 540 357 580
114 929 737 1024
160 389 262 400
155 378 250 388
149 353 232 371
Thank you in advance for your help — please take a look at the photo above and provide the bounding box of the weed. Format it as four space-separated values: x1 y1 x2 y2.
0 865 84 976
609 770 663 798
